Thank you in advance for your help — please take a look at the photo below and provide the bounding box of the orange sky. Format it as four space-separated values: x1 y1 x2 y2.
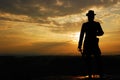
0 0 120 56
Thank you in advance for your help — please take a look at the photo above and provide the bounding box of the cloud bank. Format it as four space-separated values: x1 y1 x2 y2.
0 0 119 33
0 0 119 17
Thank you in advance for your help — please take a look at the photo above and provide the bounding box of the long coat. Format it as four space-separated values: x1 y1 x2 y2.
78 21 104 55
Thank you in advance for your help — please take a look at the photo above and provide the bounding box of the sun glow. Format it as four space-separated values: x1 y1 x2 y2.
71 32 80 44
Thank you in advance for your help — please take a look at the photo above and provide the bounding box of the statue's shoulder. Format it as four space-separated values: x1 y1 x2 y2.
83 22 88 26
94 21 100 24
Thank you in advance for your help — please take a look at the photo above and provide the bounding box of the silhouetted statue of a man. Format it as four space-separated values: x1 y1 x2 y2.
78 10 104 79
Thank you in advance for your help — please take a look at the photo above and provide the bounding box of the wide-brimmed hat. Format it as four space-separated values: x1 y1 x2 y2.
86 10 96 16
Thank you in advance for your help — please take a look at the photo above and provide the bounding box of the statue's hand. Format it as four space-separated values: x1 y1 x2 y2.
78 48 82 54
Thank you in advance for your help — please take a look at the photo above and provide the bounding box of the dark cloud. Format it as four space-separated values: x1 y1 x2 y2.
0 41 72 55
0 0 119 33
0 16 49 24
0 16 27 22
0 0 119 18
0 0 41 17
31 41 70 49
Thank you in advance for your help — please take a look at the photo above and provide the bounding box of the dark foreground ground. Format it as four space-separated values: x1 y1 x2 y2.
0 55 119 80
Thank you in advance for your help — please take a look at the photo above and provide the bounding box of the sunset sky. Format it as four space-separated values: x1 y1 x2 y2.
0 0 120 56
